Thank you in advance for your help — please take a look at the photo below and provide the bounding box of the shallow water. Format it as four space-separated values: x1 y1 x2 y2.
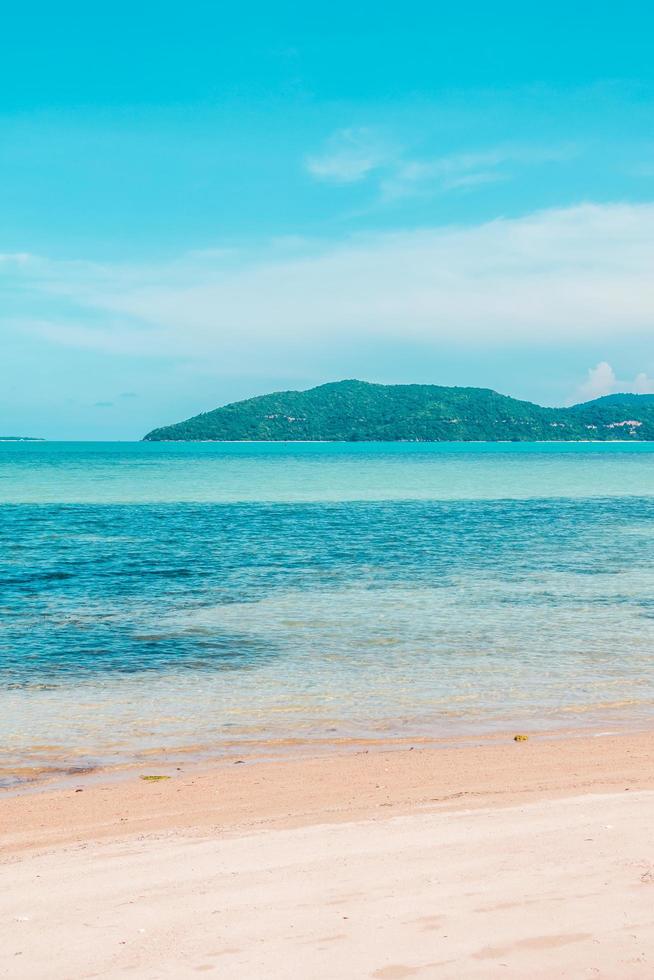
3 439 654 503
2 442 654 783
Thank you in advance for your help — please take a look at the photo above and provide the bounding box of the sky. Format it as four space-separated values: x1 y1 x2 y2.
2 1 654 438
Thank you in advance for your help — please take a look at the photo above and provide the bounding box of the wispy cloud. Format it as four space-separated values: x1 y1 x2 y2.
0 252 33 266
306 130 576 201
305 127 394 184
380 144 576 201
4 203 654 372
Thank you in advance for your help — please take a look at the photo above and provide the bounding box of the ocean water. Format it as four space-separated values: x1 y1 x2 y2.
3 441 654 785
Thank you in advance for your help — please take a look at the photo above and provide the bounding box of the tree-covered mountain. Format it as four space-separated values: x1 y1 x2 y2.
143 380 654 442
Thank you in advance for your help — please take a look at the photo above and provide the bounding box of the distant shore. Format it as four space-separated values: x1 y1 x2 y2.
140 437 654 444
5 436 654 444
142 379 654 442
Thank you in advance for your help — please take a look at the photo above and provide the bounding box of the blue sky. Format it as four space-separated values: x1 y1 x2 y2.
2 2 654 438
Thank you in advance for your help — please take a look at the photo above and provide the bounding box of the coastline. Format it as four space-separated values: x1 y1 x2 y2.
2 721 645 797
3 731 654 978
139 438 654 443
3 729 654 854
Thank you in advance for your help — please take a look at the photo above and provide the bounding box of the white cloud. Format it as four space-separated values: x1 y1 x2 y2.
380 144 576 201
306 131 576 201
4 202 654 370
0 252 33 265
633 372 654 394
576 361 654 402
305 127 393 183
577 362 618 400
440 170 506 191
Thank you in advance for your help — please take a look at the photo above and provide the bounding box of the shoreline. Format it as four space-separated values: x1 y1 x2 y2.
3 728 654 856
3 730 654 977
9 438 654 444
0 721 645 798
141 438 654 444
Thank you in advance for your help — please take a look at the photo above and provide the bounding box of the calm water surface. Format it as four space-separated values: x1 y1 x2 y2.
2 442 654 784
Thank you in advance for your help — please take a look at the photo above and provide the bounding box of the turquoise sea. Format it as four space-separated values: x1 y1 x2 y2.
3 441 654 785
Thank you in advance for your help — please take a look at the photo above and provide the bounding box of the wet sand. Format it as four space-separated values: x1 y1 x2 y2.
2 731 654 977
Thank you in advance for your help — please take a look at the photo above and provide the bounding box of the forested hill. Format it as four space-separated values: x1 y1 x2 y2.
143 380 654 442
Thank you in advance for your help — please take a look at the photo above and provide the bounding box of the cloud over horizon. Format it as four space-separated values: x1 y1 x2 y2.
4 197 654 439
576 361 654 402
5 201 654 368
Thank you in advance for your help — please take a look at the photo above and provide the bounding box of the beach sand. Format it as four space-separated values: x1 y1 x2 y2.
2 732 654 978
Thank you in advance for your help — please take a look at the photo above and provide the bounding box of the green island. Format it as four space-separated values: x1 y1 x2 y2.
143 380 654 442
0 436 45 442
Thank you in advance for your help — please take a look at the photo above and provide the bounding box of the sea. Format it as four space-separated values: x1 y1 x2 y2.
2 440 654 786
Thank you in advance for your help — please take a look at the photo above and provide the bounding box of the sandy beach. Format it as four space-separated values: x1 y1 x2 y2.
3 732 654 978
